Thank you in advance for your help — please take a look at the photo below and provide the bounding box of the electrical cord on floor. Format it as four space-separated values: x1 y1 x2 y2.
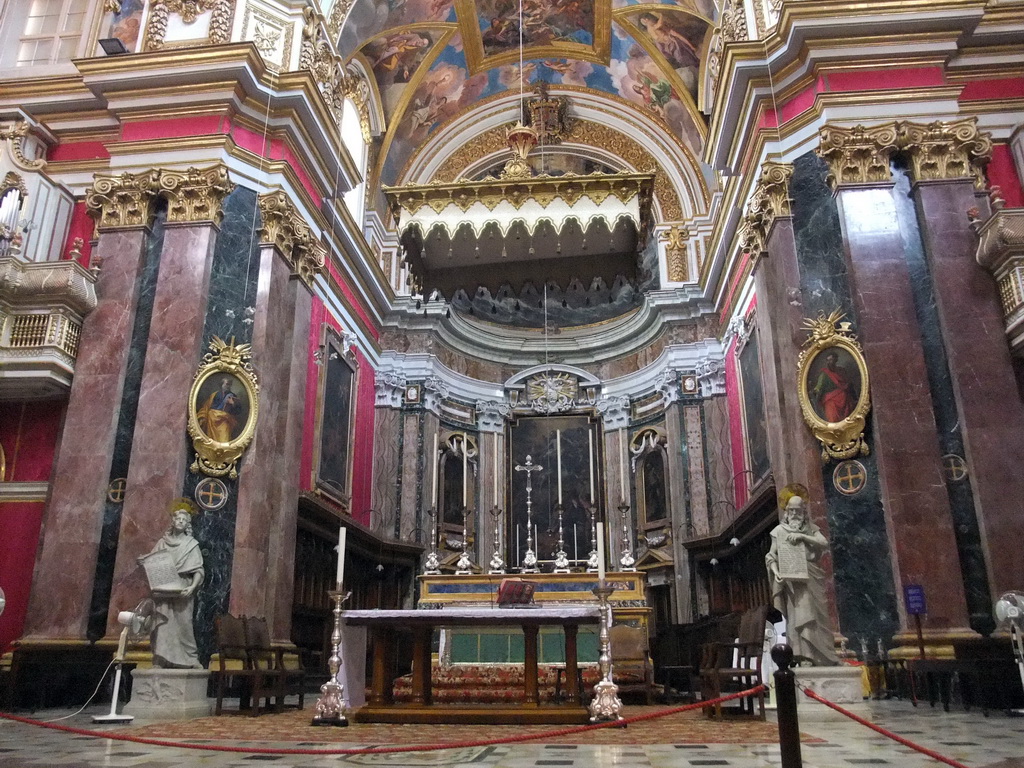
42 658 117 723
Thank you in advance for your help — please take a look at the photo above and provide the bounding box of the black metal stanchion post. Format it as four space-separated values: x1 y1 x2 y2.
772 643 802 768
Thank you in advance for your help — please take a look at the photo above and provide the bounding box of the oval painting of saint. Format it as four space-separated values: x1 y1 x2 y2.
806 346 861 424
194 372 251 444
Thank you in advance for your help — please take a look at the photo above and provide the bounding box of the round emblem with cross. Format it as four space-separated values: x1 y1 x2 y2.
942 454 968 482
195 477 229 511
833 460 867 495
106 478 127 503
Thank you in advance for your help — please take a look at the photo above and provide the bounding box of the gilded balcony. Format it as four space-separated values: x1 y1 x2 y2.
0 256 97 399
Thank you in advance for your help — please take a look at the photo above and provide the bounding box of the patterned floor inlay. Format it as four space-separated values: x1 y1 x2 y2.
2 699 1024 768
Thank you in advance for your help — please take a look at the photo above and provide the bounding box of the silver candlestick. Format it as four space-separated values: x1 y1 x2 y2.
455 507 474 574
515 455 542 573
589 582 623 722
586 500 599 572
488 505 506 574
312 588 351 726
618 501 636 572
424 507 440 575
553 503 570 572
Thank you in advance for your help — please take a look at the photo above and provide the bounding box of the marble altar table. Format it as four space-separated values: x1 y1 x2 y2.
343 606 602 724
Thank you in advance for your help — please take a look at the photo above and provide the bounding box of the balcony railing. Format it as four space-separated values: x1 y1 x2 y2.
0 256 97 399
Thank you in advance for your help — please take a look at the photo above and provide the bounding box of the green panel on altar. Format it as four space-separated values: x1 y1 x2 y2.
446 626 598 664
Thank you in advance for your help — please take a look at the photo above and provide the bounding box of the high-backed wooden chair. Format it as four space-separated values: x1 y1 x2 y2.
212 614 275 716
609 624 655 704
242 616 287 714
699 605 768 719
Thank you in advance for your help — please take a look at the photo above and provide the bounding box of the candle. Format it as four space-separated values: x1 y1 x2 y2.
618 428 626 505
573 523 578 561
493 441 499 507
517 525 520 559
588 428 595 502
336 526 347 586
462 433 468 507
556 429 562 504
597 523 605 581
431 433 439 506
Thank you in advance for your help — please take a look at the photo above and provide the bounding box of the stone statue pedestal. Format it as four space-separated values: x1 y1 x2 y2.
124 667 213 721
793 665 863 715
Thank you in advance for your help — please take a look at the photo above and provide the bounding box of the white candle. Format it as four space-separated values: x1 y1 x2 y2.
336 527 347 586
588 429 595 502
517 525 520 558
597 523 605 581
462 433 468 507
556 429 562 505
620 428 628 504
573 523 578 561
431 432 439 506
493 441 498 507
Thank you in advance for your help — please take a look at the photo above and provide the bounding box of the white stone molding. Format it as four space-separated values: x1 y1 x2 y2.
374 370 406 408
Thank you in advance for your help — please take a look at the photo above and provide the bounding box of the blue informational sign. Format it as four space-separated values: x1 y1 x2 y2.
905 584 927 615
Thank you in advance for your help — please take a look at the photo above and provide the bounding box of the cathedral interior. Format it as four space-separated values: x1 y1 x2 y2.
1 0 1024 757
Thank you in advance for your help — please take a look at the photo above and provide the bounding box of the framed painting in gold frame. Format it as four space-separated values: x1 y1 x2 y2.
187 336 260 479
797 311 871 463
313 328 358 508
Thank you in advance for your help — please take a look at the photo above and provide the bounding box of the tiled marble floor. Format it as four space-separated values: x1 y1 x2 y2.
2 700 1023 768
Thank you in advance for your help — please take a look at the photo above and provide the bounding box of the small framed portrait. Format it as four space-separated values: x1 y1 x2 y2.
187 337 260 478
797 312 871 462
194 372 252 444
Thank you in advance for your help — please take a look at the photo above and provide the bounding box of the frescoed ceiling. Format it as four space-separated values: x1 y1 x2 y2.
340 0 718 194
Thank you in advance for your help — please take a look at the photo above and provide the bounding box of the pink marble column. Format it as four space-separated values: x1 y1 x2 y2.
230 247 300 634
751 216 837 627
833 182 970 634
21 226 150 641
912 177 1024 599
106 221 218 628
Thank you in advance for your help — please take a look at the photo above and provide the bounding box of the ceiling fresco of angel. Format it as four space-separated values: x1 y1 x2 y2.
346 0 717 192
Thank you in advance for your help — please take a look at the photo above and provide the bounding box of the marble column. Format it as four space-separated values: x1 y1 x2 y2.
108 166 233 631
817 124 973 645
21 172 160 641
742 162 837 629
905 121 1024 603
666 400 692 624
229 190 322 641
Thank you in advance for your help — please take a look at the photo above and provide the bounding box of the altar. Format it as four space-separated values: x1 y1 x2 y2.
343 605 602 724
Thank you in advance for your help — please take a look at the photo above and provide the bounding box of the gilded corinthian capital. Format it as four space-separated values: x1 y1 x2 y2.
86 171 162 231
740 161 793 255
896 118 992 188
816 123 899 189
159 165 233 225
257 190 325 288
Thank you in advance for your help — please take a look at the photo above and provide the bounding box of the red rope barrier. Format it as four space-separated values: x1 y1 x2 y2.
800 686 971 768
0 685 765 756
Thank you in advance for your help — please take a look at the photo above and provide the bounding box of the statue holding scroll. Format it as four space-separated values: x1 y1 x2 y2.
765 483 837 665
138 498 205 668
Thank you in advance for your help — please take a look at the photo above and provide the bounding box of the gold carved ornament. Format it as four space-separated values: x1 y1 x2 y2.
796 310 871 463
740 161 793 258
661 225 689 282
187 336 260 479
159 165 233 225
257 190 325 288
85 171 162 231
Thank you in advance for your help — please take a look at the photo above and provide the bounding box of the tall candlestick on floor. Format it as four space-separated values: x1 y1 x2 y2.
312 588 351 726
588 579 622 722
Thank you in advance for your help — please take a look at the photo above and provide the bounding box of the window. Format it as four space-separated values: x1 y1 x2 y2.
341 98 367 223
17 0 89 66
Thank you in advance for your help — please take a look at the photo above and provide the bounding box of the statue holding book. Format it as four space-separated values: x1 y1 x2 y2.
765 483 837 665
138 498 205 668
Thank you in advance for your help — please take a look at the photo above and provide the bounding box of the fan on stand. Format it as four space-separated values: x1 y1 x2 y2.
994 591 1024 716
92 598 156 724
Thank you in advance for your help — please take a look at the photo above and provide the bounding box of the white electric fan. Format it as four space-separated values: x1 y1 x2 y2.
994 591 1024 715
92 598 156 724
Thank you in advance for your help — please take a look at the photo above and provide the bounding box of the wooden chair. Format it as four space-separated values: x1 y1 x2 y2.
242 616 287 714
699 605 768 720
212 614 276 716
609 624 655 704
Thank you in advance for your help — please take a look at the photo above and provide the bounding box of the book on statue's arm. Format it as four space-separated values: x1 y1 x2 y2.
140 549 189 595
776 538 809 581
497 578 537 606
